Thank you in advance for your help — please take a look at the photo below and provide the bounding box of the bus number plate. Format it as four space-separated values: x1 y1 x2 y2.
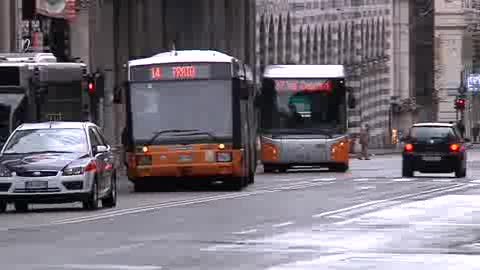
178 154 193 162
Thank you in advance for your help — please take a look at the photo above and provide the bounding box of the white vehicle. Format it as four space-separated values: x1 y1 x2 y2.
0 121 117 212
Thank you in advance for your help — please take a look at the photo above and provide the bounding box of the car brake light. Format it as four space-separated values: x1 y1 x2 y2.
450 144 459 152
85 161 97 172
404 143 413 151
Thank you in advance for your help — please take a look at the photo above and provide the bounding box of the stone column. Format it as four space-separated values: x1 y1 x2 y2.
0 0 12 52
434 0 467 123
95 0 116 143
69 8 90 67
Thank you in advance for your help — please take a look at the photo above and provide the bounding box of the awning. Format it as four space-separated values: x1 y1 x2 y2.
0 94 25 111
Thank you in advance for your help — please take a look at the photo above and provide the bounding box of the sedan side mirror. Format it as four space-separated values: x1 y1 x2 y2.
95 145 108 154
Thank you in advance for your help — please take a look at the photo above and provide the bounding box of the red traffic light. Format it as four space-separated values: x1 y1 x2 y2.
455 98 466 110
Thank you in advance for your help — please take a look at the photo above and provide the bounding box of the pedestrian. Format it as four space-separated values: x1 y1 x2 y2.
472 122 480 142
358 123 370 160
457 120 465 138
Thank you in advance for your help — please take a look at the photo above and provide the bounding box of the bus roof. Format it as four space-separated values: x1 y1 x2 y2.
128 50 236 67
263 65 345 79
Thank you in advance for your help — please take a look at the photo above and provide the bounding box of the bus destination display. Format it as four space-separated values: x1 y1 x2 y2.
274 79 333 92
130 63 231 81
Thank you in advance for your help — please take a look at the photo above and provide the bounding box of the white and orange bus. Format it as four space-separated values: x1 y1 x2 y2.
258 65 357 173
123 50 258 191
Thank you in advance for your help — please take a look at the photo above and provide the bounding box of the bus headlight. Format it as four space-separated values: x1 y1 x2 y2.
216 152 232 162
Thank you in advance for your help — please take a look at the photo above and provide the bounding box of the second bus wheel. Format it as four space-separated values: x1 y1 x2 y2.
330 163 349 172
263 165 275 173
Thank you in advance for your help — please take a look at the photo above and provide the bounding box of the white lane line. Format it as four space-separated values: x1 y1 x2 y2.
1 180 337 230
278 177 312 182
95 243 145 256
312 200 386 218
312 184 465 219
328 215 344 219
353 178 370 182
232 229 258 235
432 179 453 182
392 178 415 182
55 264 162 270
311 177 336 182
356 185 376 190
471 179 480 183
272 221 295 228
334 184 472 226
412 221 480 227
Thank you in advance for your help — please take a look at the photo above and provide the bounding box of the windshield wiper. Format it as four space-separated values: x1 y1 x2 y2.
146 129 200 145
171 131 219 141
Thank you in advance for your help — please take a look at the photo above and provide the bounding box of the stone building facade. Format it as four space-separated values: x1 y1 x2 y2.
256 0 421 148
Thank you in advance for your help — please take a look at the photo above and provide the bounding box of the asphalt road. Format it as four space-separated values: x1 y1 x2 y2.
2 149 480 269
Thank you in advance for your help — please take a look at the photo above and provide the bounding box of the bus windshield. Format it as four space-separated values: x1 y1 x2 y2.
259 78 347 134
129 80 232 143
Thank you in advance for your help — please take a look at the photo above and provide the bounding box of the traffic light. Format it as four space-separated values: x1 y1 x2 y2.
86 75 95 95
455 98 466 110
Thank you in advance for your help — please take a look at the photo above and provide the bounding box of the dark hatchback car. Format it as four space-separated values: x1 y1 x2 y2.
401 122 469 178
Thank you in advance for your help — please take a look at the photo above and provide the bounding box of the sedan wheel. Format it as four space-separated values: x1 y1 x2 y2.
102 175 117 208
83 180 99 210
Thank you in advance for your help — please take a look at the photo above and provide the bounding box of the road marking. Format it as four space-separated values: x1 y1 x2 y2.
353 178 369 182
312 184 466 220
272 221 295 228
392 178 414 182
95 243 145 256
311 177 336 182
232 229 257 235
328 215 344 219
432 179 453 182
471 179 480 183
334 184 473 225
312 200 386 218
356 185 376 190
55 264 162 270
0 180 337 230
411 221 480 227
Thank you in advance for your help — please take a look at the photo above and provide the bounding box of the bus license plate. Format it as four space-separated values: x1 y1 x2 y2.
178 154 193 162
25 181 48 190
422 156 441 161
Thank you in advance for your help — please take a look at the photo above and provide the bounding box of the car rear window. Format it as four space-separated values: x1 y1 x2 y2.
410 126 456 142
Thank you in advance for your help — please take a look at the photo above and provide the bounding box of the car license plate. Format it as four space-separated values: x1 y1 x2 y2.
178 154 192 162
422 156 441 161
25 181 47 189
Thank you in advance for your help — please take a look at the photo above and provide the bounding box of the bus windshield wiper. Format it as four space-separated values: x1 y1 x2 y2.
171 131 219 141
146 129 199 145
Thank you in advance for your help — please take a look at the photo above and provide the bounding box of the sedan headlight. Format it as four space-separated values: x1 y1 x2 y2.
62 160 97 176
216 152 232 162
0 165 12 177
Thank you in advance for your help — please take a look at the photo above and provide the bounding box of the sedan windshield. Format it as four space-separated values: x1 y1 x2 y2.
3 128 88 154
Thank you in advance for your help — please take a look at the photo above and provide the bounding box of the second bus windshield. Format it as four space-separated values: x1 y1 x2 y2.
260 78 346 134
130 80 232 143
